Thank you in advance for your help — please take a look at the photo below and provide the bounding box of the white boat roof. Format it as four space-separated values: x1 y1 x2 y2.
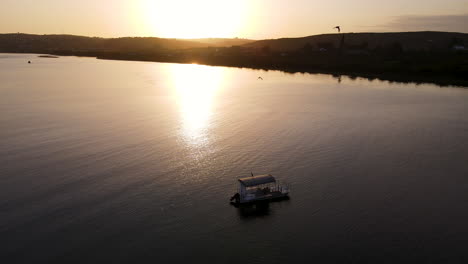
238 174 276 187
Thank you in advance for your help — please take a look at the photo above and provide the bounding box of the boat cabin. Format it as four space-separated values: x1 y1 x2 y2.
231 174 289 204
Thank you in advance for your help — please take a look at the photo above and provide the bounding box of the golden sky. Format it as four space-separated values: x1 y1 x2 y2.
1 0 467 38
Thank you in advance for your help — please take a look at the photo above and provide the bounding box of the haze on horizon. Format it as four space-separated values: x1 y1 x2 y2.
1 0 468 39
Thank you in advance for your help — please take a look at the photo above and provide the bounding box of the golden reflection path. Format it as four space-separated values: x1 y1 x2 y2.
170 64 226 146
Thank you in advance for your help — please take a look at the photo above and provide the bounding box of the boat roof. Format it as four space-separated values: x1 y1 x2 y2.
238 174 276 187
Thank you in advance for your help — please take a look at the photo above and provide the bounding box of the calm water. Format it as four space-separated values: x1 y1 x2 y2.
1 54 468 263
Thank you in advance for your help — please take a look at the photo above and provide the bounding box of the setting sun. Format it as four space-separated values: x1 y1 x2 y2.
137 0 251 38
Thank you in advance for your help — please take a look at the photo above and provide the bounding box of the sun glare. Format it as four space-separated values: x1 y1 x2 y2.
138 0 250 38
170 64 226 145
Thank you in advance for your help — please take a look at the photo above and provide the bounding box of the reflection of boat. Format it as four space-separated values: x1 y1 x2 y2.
230 174 290 204
233 201 272 218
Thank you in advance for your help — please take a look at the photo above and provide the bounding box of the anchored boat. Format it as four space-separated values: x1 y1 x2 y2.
230 174 290 204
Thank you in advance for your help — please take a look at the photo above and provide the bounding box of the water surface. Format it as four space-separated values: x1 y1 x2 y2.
1 54 468 263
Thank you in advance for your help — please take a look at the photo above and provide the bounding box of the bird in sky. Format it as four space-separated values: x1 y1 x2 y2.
334 26 341 33
258 76 263 80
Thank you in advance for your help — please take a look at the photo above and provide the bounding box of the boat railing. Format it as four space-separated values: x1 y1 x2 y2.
273 181 290 194
243 183 290 195
237 181 290 197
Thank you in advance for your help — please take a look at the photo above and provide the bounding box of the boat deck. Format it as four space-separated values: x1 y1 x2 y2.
241 190 288 203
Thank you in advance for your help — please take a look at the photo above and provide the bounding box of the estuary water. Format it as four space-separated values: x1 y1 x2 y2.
1 54 468 263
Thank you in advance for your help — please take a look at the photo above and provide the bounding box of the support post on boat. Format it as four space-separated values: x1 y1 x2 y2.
231 174 289 204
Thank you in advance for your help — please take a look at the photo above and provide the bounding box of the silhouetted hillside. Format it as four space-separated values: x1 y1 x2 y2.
190 38 254 47
0 34 253 54
244 31 468 52
2 32 466 55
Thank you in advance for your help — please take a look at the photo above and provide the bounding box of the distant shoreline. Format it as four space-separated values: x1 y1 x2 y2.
38 55 59 58
1 31 467 87
95 55 468 87
4 51 468 87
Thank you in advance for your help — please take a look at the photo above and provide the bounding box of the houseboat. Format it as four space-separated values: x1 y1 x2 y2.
230 174 289 204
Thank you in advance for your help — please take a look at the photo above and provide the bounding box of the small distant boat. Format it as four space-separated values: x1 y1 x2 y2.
230 174 290 204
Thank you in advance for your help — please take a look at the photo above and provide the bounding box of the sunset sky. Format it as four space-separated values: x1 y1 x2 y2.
1 0 467 39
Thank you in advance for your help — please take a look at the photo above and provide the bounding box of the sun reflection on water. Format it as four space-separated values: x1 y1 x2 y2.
170 64 226 146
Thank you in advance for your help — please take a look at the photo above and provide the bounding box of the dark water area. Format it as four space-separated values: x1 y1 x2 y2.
1 54 468 263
